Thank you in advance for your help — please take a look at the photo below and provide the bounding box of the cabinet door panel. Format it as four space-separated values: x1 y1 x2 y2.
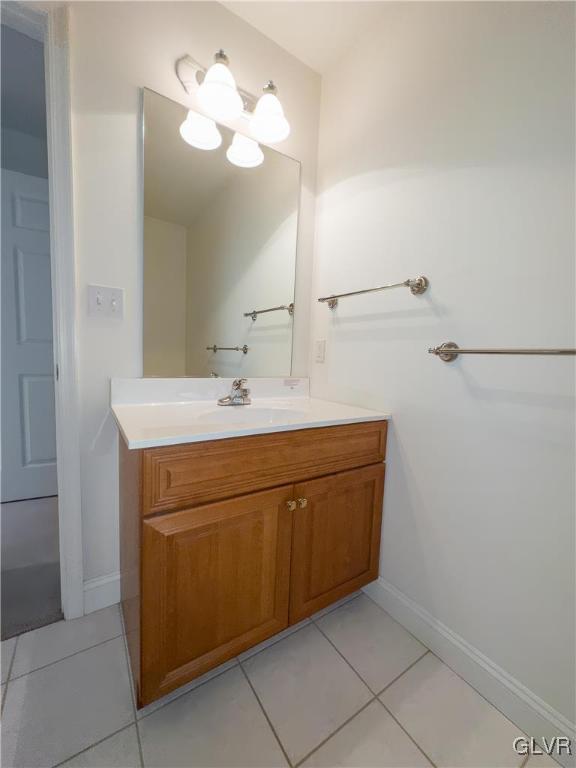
141 486 293 705
290 464 385 623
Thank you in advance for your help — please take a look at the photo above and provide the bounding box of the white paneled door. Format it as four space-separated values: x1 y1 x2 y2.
2 170 57 502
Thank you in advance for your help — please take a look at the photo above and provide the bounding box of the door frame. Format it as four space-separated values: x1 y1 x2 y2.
2 3 84 618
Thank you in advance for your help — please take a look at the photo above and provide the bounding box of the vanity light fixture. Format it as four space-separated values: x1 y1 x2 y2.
179 109 222 150
197 50 244 122
250 81 290 144
176 55 291 146
226 132 264 168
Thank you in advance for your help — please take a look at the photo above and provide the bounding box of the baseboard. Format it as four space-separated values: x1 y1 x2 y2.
83 572 120 614
364 578 576 768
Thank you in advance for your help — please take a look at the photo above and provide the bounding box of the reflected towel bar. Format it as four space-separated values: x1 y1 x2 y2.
244 303 294 321
429 342 576 362
318 276 429 309
206 345 249 354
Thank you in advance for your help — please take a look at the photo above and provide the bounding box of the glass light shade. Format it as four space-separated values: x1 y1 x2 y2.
250 92 290 144
197 62 244 122
179 110 222 150
226 132 264 168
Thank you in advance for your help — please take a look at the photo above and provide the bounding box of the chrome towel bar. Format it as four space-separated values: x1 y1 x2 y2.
318 276 429 309
206 344 249 354
244 303 294 321
429 342 576 362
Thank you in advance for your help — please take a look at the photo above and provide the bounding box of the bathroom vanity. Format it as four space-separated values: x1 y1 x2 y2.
113 379 389 707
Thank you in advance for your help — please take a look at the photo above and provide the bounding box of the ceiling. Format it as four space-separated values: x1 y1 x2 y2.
223 2 387 75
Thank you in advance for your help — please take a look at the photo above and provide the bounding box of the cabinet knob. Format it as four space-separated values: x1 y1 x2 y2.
286 500 297 511
297 498 308 508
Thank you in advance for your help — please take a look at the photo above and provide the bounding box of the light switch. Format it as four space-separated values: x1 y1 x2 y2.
314 339 326 363
88 285 124 318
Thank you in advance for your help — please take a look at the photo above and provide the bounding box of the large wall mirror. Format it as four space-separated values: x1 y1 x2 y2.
142 88 300 378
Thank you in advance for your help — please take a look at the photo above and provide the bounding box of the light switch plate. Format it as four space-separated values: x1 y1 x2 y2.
314 339 326 363
88 285 124 318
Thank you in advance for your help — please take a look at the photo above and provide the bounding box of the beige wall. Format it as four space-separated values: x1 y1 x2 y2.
311 1 574 727
69 1 320 589
143 216 187 376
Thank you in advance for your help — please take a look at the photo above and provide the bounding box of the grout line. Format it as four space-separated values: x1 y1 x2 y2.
311 612 435 768
1 634 19 712
311 616 378 695
375 650 430 696
134 716 146 768
7 630 125 682
5 634 19 679
237 619 313 664
362 591 532 748
50 622 139 768
377 698 438 768
51 724 137 768
118 607 139 716
293 695 377 767
136 659 240 722
362 590 436 655
425 649 531 744
238 660 293 768
309 592 363 622
120 628 145 768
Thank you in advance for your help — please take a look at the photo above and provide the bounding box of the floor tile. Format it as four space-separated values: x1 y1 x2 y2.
237 618 311 662
11 604 122 678
302 700 432 767
138 665 287 767
136 658 238 719
381 654 525 767
1 637 16 683
60 726 141 768
316 595 427 692
242 622 372 764
2 636 134 768
311 591 362 621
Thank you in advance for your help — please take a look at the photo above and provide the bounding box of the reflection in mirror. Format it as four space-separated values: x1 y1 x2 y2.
142 88 300 378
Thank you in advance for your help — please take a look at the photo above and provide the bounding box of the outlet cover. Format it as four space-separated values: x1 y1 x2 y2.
314 339 326 363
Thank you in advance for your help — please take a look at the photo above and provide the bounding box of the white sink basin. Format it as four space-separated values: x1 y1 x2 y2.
195 406 309 426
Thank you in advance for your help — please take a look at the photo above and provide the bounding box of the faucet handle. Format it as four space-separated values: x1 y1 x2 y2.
232 378 247 390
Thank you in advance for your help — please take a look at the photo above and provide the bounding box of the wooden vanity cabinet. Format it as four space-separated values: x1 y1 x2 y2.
120 421 387 707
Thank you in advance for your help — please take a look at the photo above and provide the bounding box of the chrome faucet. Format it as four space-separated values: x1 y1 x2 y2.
217 378 251 406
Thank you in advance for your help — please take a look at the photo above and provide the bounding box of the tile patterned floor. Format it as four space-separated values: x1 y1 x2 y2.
0 593 559 768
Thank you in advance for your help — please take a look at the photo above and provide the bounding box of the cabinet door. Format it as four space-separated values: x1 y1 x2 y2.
290 464 385 623
141 485 293 705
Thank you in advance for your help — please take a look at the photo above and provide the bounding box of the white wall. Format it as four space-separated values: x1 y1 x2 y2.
143 216 187 376
186 159 298 377
69 1 320 592
311 1 575 729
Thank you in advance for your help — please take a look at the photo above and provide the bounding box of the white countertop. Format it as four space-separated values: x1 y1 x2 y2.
111 379 389 449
